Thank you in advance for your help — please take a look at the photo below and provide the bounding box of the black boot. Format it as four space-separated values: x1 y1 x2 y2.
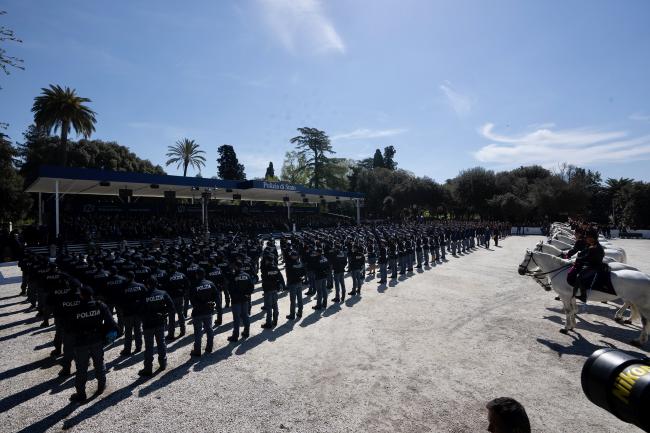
69 392 87 402
138 368 153 377
578 290 588 303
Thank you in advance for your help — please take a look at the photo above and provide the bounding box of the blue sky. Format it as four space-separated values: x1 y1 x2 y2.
2 0 650 181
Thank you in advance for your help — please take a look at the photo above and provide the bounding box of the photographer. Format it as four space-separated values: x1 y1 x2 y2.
486 397 531 433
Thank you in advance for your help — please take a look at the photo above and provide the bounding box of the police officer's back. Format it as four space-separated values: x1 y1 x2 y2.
68 285 118 402
138 276 175 375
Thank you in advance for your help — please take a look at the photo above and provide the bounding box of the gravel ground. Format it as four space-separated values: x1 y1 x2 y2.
1 236 648 433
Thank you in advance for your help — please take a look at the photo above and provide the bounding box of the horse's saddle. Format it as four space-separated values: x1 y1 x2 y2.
578 264 616 296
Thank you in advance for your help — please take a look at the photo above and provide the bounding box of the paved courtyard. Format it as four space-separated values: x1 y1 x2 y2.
0 236 648 433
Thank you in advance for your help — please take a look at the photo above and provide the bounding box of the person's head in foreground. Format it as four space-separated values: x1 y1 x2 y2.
486 397 530 433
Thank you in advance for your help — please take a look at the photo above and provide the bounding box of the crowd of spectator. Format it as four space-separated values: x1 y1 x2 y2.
1 212 355 254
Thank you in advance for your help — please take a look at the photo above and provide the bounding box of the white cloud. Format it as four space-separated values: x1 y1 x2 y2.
630 112 650 122
474 122 650 166
332 128 407 141
258 0 345 54
440 81 473 115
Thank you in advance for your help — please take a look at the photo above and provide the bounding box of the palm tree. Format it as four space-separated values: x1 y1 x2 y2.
165 138 206 177
31 84 97 167
605 177 634 225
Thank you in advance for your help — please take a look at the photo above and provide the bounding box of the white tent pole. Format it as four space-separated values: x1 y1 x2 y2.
203 193 210 240
201 196 205 225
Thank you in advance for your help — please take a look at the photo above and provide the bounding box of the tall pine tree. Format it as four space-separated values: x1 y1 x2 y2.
372 149 385 168
217 144 246 180
265 161 275 180
290 127 334 188
383 145 397 170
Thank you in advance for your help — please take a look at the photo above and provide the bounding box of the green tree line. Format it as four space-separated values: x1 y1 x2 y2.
1 79 649 228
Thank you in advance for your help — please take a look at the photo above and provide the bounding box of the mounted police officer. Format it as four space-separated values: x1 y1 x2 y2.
564 228 587 259
568 228 605 303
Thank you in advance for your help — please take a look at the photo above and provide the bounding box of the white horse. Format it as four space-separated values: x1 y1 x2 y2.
538 240 627 264
551 232 627 257
532 241 640 323
517 249 650 346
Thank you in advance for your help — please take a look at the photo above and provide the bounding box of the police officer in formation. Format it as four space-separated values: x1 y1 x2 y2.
139 276 175 374
189 269 218 356
16 219 510 400
69 285 118 402
285 250 305 319
261 254 285 328
228 260 253 342
121 271 146 356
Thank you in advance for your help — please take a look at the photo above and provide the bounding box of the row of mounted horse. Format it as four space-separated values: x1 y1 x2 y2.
517 222 650 348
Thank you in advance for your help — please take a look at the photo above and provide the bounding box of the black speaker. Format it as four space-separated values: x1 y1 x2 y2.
302 198 309 203
99 181 110 187
283 196 290 202
233 194 242 200
164 191 176 200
